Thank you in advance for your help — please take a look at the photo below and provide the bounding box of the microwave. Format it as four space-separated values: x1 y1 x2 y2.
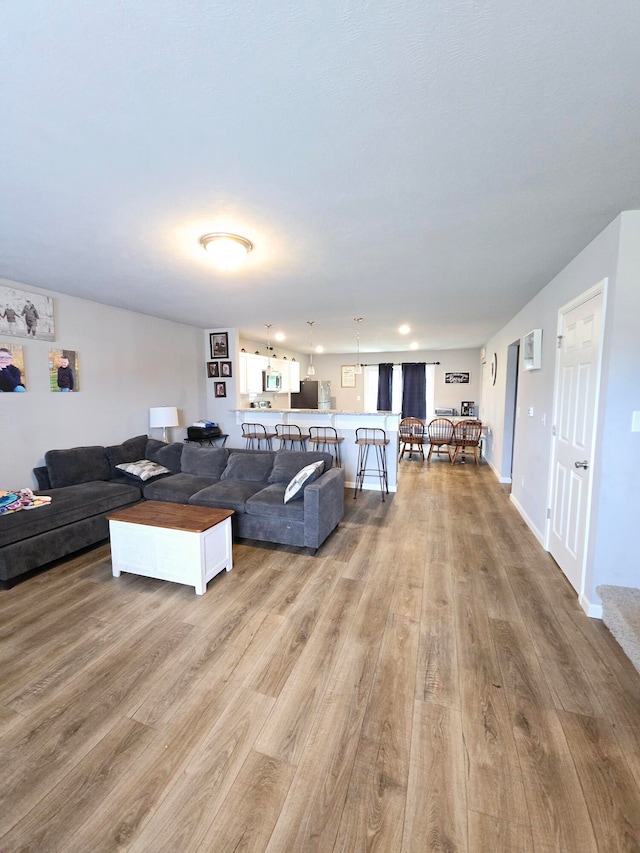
262 371 282 392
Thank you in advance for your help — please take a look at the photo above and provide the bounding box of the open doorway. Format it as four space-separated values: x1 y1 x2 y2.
501 341 520 485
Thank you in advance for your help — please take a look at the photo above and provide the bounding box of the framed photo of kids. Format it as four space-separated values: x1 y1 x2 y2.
0 284 55 341
209 332 229 359
207 361 219 378
214 381 226 398
49 349 79 392
0 342 27 392
220 361 232 377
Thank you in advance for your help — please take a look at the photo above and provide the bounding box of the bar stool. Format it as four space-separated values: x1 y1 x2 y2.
275 423 307 451
242 423 277 450
354 427 390 501
308 426 344 468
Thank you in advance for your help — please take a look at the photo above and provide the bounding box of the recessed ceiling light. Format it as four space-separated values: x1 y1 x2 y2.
275 332 285 341
200 233 253 270
399 324 410 335
315 345 323 353
410 341 419 349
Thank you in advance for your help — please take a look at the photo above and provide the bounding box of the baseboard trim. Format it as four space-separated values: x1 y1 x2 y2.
580 594 603 619
509 493 545 547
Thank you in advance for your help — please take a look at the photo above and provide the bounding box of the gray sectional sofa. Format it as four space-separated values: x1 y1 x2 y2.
0 435 345 588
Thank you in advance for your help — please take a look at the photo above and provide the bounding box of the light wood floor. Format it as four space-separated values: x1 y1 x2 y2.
1 457 639 852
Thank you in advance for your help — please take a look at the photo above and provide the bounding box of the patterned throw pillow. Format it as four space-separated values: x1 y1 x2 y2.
283 460 324 504
115 460 171 481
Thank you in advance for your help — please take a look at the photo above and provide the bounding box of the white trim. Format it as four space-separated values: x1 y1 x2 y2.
510 493 545 547
580 595 603 619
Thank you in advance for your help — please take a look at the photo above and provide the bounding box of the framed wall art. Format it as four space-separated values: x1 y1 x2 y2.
49 349 79 392
207 361 219 378
214 381 226 398
0 284 55 341
220 360 232 377
0 342 26 391
209 332 229 359
522 329 542 370
341 365 356 388
444 372 470 384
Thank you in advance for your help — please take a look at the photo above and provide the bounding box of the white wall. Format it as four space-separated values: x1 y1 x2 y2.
0 278 205 486
482 211 640 606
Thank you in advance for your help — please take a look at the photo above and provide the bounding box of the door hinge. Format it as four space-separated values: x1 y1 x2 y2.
547 508 551 519
557 335 563 349
552 425 556 436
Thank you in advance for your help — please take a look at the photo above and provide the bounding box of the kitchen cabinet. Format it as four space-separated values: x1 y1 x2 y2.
239 352 301 394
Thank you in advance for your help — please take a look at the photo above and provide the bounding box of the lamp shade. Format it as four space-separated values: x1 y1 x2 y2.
149 406 179 442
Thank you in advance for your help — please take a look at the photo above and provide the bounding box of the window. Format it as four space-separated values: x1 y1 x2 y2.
364 364 435 417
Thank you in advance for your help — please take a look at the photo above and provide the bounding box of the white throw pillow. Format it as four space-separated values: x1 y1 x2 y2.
115 459 171 481
283 460 324 504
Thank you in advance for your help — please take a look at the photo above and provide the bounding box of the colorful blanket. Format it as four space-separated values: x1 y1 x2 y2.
0 489 52 515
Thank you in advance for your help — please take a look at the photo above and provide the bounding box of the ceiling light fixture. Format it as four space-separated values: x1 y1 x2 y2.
264 324 274 375
306 321 316 377
200 232 253 270
399 324 410 335
354 317 363 375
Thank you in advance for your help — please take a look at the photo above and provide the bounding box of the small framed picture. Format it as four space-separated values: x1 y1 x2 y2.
522 329 542 370
49 349 79 392
210 332 229 359
220 360 232 377
341 365 356 388
0 342 26 391
207 361 219 378
214 381 226 398
444 372 470 384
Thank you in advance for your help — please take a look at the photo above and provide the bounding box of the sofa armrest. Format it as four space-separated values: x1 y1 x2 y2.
33 466 51 490
303 467 345 551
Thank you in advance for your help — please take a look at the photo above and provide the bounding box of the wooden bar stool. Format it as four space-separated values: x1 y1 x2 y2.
308 426 344 467
354 427 390 501
275 423 307 450
241 423 277 450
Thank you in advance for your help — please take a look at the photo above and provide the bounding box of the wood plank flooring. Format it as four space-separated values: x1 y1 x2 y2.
1 458 639 852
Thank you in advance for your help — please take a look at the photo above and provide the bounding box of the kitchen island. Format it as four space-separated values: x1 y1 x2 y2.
232 409 401 493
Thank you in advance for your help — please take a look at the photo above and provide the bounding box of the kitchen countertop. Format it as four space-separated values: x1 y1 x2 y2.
231 408 399 415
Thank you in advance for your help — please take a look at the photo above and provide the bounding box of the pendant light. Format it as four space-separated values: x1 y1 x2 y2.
354 317 363 374
306 321 316 376
264 324 274 375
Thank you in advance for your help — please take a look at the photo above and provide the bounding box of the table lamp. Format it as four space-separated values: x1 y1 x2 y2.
149 406 179 442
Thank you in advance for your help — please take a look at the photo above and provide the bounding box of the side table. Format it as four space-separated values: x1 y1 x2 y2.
184 434 228 447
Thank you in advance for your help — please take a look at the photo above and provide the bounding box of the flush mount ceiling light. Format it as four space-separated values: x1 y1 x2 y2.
200 233 253 270
399 324 411 335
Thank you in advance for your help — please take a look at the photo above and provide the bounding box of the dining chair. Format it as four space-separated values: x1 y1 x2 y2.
450 419 483 465
426 417 454 462
398 417 426 460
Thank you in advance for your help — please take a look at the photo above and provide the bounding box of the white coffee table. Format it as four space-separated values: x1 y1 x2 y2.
108 501 234 595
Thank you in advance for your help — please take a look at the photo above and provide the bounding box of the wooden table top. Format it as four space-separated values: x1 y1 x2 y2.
107 501 233 533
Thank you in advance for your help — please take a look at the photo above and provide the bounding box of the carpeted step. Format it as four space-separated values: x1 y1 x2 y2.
597 585 640 674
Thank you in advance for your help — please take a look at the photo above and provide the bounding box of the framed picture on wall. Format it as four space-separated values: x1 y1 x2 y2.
0 342 26 391
207 361 219 378
220 360 232 377
341 365 356 388
49 349 79 392
0 284 55 341
214 381 226 398
209 332 229 359
522 329 542 370
444 372 470 384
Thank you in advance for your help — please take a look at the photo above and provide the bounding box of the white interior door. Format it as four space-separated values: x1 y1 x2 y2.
549 288 603 594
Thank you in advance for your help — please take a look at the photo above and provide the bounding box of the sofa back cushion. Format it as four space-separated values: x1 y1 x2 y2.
45 445 111 488
105 435 149 476
221 451 274 482
145 440 183 473
181 445 229 477
268 450 333 484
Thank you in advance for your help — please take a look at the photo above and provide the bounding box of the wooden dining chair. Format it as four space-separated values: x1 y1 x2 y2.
450 419 483 465
398 417 426 460
426 417 454 462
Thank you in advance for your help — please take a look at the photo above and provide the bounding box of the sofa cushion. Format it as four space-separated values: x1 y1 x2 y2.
142 473 218 503
283 460 324 503
115 460 172 481
181 444 229 477
45 445 111 488
145 440 183 473
104 435 148 475
220 451 274 482
188 480 267 514
0 481 141 547
268 450 333 484
245 483 305 519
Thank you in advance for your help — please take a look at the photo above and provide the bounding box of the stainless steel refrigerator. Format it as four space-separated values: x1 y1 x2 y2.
290 380 331 409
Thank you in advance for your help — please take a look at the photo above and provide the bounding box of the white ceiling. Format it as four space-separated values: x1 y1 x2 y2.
2 1 639 354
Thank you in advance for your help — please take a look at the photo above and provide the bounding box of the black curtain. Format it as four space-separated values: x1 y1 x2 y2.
377 363 393 411
401 363 426 419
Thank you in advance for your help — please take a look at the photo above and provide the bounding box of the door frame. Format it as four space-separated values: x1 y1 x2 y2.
545 279 607 616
